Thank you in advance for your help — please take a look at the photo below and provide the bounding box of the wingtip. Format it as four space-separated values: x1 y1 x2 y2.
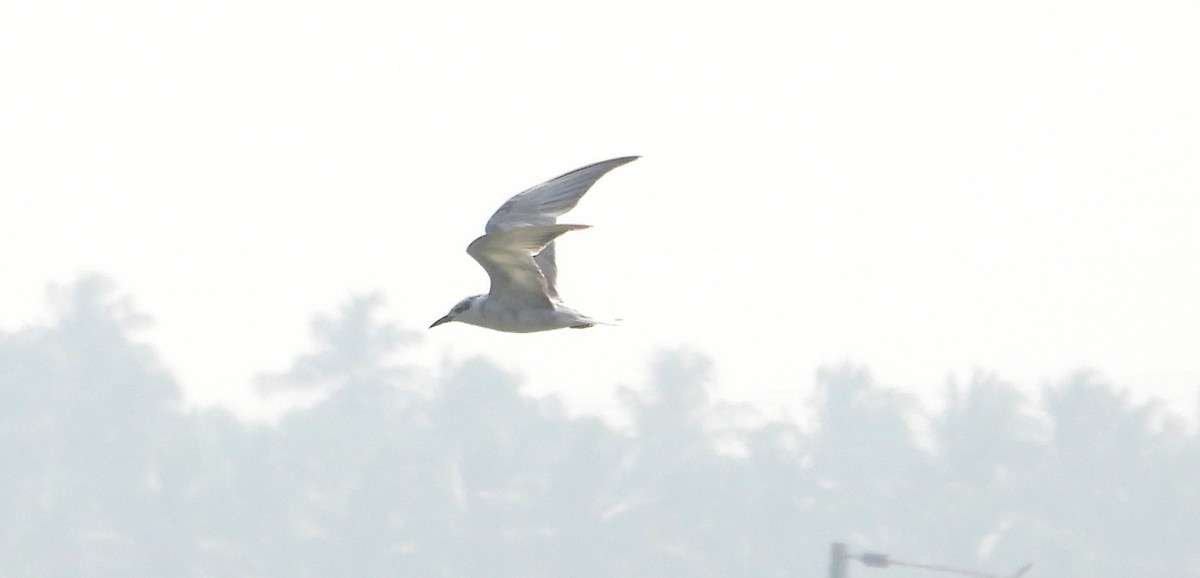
590 155 640 167
553 223 592 234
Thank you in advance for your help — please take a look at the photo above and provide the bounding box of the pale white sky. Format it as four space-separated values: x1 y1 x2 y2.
3 0 1198 422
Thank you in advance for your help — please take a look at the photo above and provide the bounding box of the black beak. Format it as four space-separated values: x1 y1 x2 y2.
430 315 452 328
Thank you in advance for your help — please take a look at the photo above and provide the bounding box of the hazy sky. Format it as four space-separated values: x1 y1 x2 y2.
3 0 1198 420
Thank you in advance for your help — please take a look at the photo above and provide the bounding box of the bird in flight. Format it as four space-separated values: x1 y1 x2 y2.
430 156 638 332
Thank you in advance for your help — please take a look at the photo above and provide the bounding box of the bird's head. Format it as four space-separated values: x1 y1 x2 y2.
430 295 481 328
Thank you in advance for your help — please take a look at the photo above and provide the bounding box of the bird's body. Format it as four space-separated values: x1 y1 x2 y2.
446 294 598 333
431 156 638 332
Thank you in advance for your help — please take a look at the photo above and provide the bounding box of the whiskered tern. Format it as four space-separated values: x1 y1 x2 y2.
430 156 638 332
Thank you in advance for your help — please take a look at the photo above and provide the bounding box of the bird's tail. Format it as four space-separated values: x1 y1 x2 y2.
570 317 621 329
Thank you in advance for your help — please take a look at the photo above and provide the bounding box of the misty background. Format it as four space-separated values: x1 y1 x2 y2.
1 276 1197 577
4 0 1200 576
4 0 1199 420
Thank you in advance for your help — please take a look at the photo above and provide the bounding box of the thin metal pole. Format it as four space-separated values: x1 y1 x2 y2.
830 542 848 578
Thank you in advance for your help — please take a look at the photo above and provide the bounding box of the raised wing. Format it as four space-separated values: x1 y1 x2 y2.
484 156 638 298
485 156 639 233
466 224 590 310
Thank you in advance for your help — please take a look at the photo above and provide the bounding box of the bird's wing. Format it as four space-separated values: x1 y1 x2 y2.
467 224 590 310
485 156 638 298
533 244 560 300
484 156 639 233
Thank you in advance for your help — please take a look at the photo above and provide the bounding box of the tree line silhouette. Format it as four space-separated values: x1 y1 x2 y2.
1 276 1197 577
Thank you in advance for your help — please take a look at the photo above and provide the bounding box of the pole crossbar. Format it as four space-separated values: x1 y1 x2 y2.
886 559 1003 578
831 541 1032 578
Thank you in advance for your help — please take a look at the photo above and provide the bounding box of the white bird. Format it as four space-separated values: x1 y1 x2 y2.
430 156 638 332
